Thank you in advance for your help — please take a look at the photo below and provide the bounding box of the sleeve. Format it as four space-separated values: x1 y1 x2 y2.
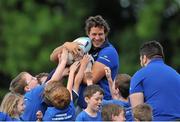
102 99 111 106
43 108 52 120
0 112 12 121
75 112 83 121
20 93 33 120
96 47 119 68
130 70 145 94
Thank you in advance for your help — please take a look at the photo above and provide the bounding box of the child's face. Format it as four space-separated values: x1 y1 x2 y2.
112 110 126 122
86 91 103 112
17 97 25 115
25 73 39 91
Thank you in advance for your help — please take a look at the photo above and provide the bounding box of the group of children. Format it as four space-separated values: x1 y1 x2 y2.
0 47 153 121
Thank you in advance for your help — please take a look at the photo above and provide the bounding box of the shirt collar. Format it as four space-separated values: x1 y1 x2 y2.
148 58 164 64
91 39 109 51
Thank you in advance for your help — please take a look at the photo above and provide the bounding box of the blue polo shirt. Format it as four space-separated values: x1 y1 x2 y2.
21 85 47 121
76 110 102 121
130 58 180 121
43 101 75 121
0 112 12 121
77 40 119 108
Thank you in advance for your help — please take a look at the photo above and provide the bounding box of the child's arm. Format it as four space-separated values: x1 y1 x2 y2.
67 61 80 100
73 54 91 93
50 42 82 62
46 48 68 84
50 45 63 63
104 67 114 98
84 71 93 86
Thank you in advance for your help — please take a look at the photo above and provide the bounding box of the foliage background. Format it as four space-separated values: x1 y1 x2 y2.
0 0 179 101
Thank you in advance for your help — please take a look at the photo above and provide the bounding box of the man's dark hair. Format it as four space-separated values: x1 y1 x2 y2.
85 15 110 35
140 40 164 59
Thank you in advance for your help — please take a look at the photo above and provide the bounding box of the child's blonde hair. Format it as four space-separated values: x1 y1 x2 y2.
0 92 23 118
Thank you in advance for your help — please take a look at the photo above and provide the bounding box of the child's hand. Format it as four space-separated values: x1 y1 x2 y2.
62 67 70 77
70 61 80 73
84 71 93 85
80 54 91 67
59 47 68 62
104 67 112 80
36 110 43 121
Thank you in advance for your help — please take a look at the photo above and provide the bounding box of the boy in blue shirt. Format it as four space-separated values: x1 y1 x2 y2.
21 48 69 120
43 54 91 121
104 66 132 121
76 84 104 121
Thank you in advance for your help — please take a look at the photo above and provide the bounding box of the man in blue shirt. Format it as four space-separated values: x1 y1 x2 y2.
129 41 180 121
50 15 119 109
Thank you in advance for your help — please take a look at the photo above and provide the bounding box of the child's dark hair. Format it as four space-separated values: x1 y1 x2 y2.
44 81 71 109
83 84 104 98
115 74 131 99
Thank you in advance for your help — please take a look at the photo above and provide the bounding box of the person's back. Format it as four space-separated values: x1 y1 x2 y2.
130 41 180 120
135 58 180 120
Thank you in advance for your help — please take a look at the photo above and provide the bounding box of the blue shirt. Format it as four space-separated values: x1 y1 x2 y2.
21 85 47 120
43 101 75 121
102 99 133 121
77 40 119 108
76 110 102 121
130 58 180 121
0 112 12 121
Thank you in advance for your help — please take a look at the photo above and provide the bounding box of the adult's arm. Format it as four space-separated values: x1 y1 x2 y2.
129 92 144 107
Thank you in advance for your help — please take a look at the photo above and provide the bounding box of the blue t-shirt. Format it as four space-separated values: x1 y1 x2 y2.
102 99 133 121
0 112 12 121
21 85 47 120
43 101 75 121
130 58 180 121
76 110 102 121
77 40 119 108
